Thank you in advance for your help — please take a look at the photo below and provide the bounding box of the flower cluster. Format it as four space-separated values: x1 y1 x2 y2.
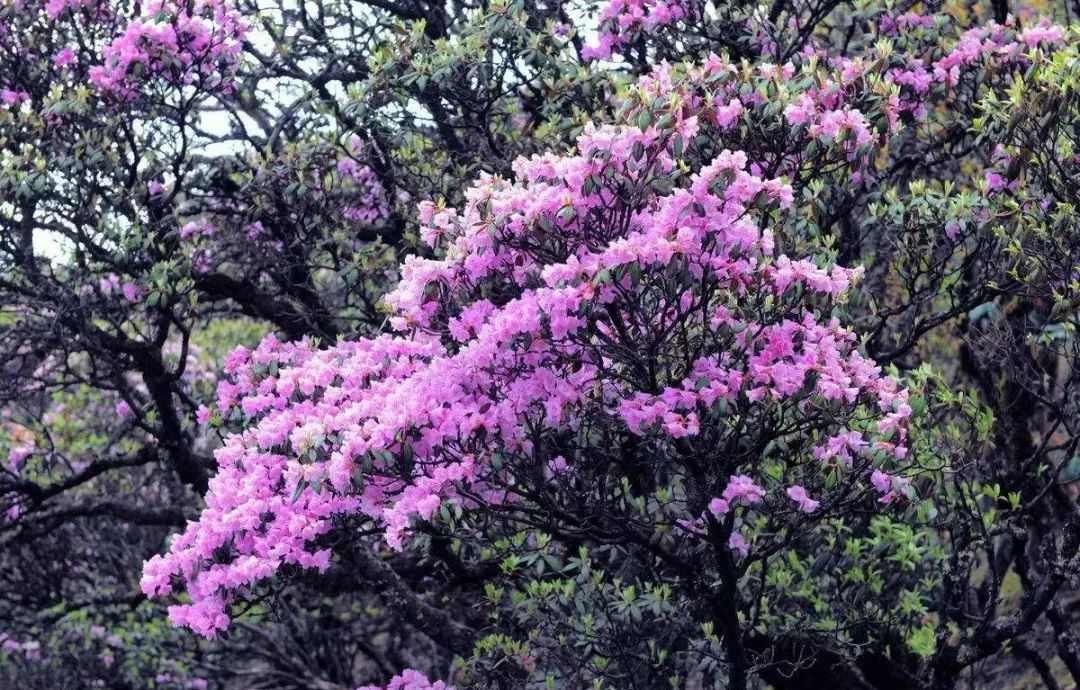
89 0 247 100
93 272 144 302
582 0 694 60
0 633 40 661
339 136 390 224
44 0 105 19
357 670 450 690
586 6 1065 148
930 19 1063 87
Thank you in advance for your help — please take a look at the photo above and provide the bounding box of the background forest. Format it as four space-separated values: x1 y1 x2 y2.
3 0 1080 688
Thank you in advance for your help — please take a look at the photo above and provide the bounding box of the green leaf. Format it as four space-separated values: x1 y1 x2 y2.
291 480 308 503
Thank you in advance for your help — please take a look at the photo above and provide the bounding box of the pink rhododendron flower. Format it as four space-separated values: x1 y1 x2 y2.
52 46 76 67
357 669 450 690
786 485 820 513
708 497 730 517
728 532 749 557
121 282 142 302
722 475 766 507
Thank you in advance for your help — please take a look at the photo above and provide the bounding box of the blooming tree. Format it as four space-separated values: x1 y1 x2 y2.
144 71 913 638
